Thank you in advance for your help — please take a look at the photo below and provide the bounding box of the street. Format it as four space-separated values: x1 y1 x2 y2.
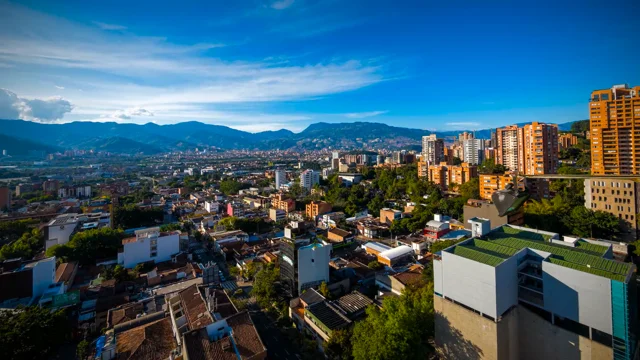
250 309 301 360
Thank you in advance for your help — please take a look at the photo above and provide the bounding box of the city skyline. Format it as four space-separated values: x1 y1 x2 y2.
0 1 638 132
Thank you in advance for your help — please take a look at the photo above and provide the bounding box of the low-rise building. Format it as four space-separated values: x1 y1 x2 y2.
325 228 355 249
0 257 57 307
44 212 112 249
463 198 525 229
269 208 286 222
271 193 295 213
479 172 524 200
117 227 180 269
379 208 402 225
227 202 245 217
306 200 332 220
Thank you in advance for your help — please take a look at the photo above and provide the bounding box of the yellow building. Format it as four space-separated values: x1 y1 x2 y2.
428 162 478 191
558 133 578 150
590 84 640 175
479 172 524 200
305 201 332 219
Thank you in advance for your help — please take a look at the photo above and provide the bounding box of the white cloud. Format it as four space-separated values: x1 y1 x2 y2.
271 0 295 10
344 110 387 119
0 88 73 122
106 107 154 120
93 21 127 31
54 85 64 90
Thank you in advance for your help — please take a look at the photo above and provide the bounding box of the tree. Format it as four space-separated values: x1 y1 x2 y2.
0 306 70 360
114 204 163 229
318 281 330 298
452 156 462 165
251 263 280 306
77 339 91 360
367 260 383 271
478 158 507 174
62 228 124 265
351 283 435 360
160 223 182 232
0 219 38 246
367 195 385 216
458 178 479 200
219 179 244 195
0 228 43 261
325 327 353 360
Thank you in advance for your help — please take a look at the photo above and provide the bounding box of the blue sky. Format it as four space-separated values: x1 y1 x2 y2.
0 0 638 132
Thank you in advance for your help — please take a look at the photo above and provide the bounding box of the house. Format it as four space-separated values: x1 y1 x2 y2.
44 212 111 249
227 202 245 217
337 173 363 186
375 265 423 295
423 219 451 240
271 193 295 213
117 228 180 269
379 208 402 225
269 208 286 222
0 257 57 307
306 201 333 220
325 228 355 249
55 261 78 293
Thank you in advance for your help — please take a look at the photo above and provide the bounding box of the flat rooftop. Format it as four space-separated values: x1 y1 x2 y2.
445 225 632 282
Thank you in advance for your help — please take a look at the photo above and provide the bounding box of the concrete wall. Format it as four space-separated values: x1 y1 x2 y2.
495 255 518 317
297 244 330 293
543 261 612 334
31 257 56 297
434 258 443 296
435 295 497 360
121 234 179 269
441 250 498 318
517 305 612 360
46 223 76 249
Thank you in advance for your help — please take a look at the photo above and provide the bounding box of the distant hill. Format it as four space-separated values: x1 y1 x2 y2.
0 134 60 157
0 119 581 152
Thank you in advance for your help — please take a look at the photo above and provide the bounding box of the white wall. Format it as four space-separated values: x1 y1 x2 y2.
297 244 330 293
543 261 613 334
120 233 179 268
46 223 77 249
441 250 499 318
495 254 519 317
31 257 56 298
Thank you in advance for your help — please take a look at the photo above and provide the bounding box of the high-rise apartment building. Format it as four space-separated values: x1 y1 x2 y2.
495 125 520 171
458 131 474 142
559 133 578 150
300 169 319 191
0 187 11 210
275 169 286 189
495 123 558 175
590 84 640 175
422 134 445 165
519 122 559 175
463 139 485 165
434 221 637 360
428 162 477 191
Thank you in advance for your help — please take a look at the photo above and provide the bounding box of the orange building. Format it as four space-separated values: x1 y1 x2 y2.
271 193 295 213
479 173 525 200
590 84 640 175
417 160 429 178
428 162 477 191
558 133 578 150
495 122 558 175
519 122 559 175
305 201 332 219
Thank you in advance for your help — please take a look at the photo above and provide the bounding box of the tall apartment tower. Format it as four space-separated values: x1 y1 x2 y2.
275 169 286 189
300 169 319 191
519 122 559 175
495 125 520 171
495 123 558 175
463 139 485 165
590 84 640 175
422 134 445 165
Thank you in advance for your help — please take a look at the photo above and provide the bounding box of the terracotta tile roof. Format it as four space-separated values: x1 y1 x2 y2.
329 228 351 238
179 284 213 330
115 318 176 360
108 302 144 328
392 270 422 287
183 311 266 360
55 261 78 284
209 289 238 319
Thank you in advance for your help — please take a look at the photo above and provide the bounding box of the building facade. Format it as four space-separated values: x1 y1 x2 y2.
559 133 579 150
519 122 559 175
300 169 320 191
306 201 332 220
590 84 640 175
117 228 180 269
428 162 478 191
495 125 520 171
275 169 286 189
584 177 639 241
434 221 637 360
422 134 445 165
463 139 485 165
479 173 524 200
0 187 11 210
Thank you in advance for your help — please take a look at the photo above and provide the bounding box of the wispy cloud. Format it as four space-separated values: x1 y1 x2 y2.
344 111 387 119
93 21 127 31
54 85 64 90
270 0 295 10
445 122 481 129
104 107 154 120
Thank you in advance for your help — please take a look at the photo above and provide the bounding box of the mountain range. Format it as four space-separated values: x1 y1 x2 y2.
0 119 579 155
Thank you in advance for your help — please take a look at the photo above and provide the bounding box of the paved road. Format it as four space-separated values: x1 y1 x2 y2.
251 310 301 360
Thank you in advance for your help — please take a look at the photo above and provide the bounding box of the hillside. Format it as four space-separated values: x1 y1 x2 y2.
0 134 60 157
0 119 580 152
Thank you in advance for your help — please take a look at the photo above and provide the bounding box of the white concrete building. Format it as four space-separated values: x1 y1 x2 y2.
275 169 286 190
45 213 111 250
297 242 331 294
300 169 319 191
117 227 180 269
204 201 219 213
463 139 485 165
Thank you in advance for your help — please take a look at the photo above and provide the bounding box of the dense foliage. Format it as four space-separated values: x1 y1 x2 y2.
0 306 70 360
46 228 124 265
251 263 280 307
0 228 43 261
0 219 38 246
219 216 273 234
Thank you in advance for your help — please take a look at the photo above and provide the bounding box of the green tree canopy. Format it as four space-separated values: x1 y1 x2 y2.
0 228 43 261
0 306 71 360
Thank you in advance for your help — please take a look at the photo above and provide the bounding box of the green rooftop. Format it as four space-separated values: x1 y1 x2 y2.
445 225 633 281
